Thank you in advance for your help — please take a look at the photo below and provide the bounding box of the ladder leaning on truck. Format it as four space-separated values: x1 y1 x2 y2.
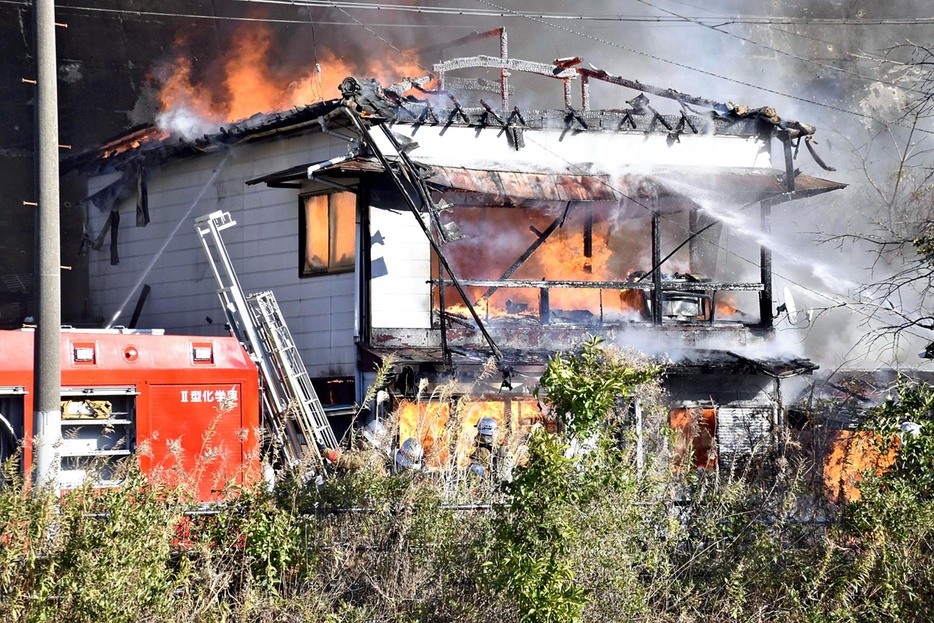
194 211 339 470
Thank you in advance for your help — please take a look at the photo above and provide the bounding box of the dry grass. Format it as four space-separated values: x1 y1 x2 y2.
1 352 932 622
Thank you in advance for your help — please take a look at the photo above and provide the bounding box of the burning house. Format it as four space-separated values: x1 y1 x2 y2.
68 30 845 470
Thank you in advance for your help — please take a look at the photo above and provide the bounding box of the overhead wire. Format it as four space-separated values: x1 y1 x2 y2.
234 0 934 26
654 0 916 77
659 0 871 46
324 0 431 77
297 0 323 101
472 0 934 137
4 0 934 28
0 0 473 28
632 0 924 96
3 0 931 32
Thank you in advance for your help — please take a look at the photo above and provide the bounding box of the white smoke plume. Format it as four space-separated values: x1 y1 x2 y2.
155 106 220 141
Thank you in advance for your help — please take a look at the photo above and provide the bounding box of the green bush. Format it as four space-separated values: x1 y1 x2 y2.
537 335 661 437
487 428 589 623
1 344 933 622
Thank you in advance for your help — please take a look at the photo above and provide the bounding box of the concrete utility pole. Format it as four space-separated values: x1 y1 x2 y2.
33 0 61 490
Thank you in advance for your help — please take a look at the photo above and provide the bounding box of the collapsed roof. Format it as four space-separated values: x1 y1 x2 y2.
65 43 842 191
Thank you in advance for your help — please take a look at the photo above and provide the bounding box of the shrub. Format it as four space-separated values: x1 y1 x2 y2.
2 343 933 622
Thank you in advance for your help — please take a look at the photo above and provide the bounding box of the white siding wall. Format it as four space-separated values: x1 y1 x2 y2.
369 207 431 329
717 405 776 464
86 133 357 378
372 125 771 173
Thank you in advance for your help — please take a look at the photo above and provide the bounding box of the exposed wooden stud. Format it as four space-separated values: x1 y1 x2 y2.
435 279 764 292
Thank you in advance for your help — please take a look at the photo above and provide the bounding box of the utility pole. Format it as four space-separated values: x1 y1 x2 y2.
33 0 61 490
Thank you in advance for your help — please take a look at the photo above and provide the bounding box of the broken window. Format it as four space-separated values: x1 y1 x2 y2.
310 376 355 405
299 191 356 276
670 406 718 470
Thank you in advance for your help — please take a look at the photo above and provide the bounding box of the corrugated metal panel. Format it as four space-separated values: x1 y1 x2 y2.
426 166 622 201
717 405 775 463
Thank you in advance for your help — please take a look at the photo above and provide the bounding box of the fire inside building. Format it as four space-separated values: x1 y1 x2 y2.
64 30 846 475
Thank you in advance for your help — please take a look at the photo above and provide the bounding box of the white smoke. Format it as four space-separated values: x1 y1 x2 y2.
155 105 219 141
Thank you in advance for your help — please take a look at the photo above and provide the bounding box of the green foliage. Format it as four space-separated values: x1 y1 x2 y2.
860 378 934 491
200 484 304 592
0 460 193 622
537 335 661 437
3 341 934 622
488 428 589 623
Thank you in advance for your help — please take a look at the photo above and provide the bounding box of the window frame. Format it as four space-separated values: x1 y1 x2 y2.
298 190 357 278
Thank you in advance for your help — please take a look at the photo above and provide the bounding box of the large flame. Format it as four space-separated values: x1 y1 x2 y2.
716 293 738 317
153 23 426 136
397 400 451 470
670 407 718 470
441 205 697 322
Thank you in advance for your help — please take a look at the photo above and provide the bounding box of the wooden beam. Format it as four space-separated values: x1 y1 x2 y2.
435 279 764 292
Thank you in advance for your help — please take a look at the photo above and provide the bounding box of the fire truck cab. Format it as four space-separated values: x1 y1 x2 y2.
0 328 261 501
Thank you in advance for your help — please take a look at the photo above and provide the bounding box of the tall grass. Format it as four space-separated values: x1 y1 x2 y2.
1 346 932 622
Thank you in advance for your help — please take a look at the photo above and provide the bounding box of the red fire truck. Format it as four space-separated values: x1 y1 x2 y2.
0 328 261 501
0 212 341 501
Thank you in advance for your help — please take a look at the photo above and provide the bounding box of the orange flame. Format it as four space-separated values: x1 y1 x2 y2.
154 23 427 129
716 293 738 317
397 401 450 470
823 430 898 502
396 398 545 470
670 407 718 470
441 206 685 321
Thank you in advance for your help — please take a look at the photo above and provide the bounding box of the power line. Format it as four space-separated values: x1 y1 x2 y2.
303 0 323 102
5 0 934 27
0 0 472 28
3 0 929 34
632 0 924 96
472 0 934 137
235 1 934 26
653 0 915 83
324 1 433 77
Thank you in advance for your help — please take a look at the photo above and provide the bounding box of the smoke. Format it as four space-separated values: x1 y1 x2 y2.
656 175 859 295
609 320 809 365
155 106 220 141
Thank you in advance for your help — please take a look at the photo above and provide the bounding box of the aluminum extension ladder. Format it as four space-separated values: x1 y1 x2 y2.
194 211 338 468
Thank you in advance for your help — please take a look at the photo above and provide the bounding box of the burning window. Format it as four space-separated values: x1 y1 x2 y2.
670 406 718 470
435 204 698 324
300 192 356 276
